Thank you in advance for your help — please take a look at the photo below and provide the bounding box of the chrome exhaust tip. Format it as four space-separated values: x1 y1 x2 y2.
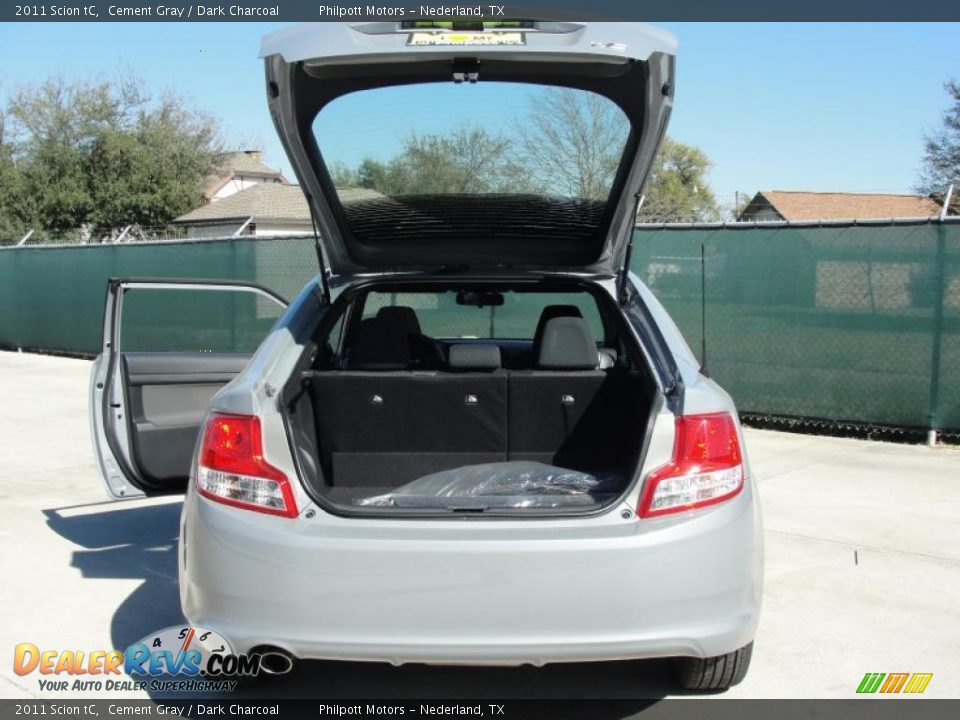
251 646 296 676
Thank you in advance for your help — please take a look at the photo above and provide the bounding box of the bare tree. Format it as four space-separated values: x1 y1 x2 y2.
514 88 627 200
335 126 539 196
515 88 720 220
330 85 720 222
916 79 960 196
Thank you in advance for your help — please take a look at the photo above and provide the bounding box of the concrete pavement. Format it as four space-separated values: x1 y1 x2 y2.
0 351 957 701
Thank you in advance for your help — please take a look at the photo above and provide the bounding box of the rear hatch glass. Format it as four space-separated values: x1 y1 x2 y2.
314 82 630 266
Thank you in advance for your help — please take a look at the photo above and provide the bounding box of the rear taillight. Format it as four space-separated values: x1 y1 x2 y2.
196 413 298 518
638 412 744 518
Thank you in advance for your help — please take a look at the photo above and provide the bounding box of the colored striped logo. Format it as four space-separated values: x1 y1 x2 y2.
857 672 933 694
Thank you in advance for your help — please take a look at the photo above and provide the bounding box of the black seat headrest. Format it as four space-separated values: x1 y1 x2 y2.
533 305 583 354
538 317 599 370
448 344 501 371
376 306 422 336
349 318 410 370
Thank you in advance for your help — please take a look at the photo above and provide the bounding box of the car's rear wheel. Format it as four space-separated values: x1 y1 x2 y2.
674 642 753 691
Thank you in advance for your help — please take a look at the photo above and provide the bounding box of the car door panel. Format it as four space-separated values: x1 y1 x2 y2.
123 351 251 384
122 352 253 488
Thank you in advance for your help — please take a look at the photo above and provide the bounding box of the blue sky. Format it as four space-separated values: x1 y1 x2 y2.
0 22 957 206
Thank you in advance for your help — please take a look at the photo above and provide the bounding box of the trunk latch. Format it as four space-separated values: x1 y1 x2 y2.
452 58 480 84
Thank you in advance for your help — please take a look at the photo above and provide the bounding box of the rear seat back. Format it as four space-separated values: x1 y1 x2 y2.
376 305 445 370
311 341 507 488
536 316 599 371
311 317 643 488
508 317 639 471
348 317 410 370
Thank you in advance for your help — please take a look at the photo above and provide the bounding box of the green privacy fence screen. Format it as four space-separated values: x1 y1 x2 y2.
631 220 960 433
0 236 318 358
0 220 958 432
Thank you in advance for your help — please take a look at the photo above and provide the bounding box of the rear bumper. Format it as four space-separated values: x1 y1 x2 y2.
179 486 763 665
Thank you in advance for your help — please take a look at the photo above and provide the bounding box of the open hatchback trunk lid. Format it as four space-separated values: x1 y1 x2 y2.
260 21 676 277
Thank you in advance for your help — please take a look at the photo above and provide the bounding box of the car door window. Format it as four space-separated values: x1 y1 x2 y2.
120 288 284 353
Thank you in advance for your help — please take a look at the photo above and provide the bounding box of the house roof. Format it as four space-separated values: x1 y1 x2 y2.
203 151 288 199
744 190 943 221
221 151 283 178
176 184 309 224
175 183 382 225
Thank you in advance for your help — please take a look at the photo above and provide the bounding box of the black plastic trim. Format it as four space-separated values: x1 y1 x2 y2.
622 283 684 414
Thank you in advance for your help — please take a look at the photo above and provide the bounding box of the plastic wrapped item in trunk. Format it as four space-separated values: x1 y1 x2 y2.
355 461 625 510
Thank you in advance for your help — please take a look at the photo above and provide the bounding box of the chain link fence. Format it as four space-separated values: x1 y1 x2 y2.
632 219 960 435
1 220 958 435
0 235 317 356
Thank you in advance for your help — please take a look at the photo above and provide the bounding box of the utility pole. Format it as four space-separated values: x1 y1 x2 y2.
940 183 954 221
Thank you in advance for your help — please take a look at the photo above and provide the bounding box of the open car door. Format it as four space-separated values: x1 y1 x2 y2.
90 278 288 499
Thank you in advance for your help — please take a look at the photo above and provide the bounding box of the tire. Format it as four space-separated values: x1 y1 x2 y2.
674 642 753 691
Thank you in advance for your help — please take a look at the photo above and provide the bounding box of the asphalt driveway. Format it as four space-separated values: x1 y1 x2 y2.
1 351 958 701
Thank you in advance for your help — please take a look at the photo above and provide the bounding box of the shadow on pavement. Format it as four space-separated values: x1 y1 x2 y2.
43 500 676 708
43 501 185 651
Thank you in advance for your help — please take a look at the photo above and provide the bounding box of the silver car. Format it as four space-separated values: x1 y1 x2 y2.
91 21 763 691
